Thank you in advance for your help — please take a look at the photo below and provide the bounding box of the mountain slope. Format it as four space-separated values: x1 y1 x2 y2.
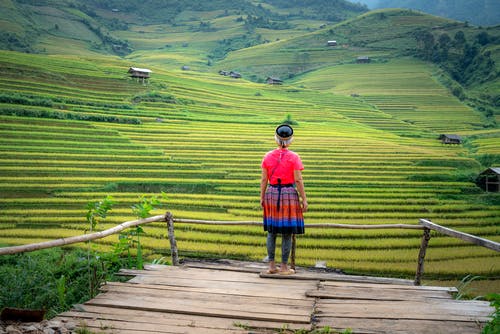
0 0 366 56
369 0 500 27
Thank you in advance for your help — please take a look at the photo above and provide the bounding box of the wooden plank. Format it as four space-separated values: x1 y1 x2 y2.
316 299 493 322
420 219 500 252
183 262 267 274
90 291 312 319
0 215 165 256
101 282 314 307
59 304 310 331
260 271 415 285
317 317 485 334
307 285 453 301
86 292 312 324
63 317 246 334
122 266 283 284
103 281 312 301
320 280 457 293
128 272 316 289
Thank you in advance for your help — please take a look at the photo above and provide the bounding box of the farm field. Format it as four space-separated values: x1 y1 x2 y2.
0 49 498 291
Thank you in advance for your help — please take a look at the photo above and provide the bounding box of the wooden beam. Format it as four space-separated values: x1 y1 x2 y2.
166 212 179 265
414 228 431 286
419 219 500 252
173 219 423 230
0 214 166 256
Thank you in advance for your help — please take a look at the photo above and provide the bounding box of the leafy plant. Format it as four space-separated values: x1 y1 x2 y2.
282 113 299 125
455 274 482 300
85 196 114 296
86 196 114 232
482 293 500 334
129 193 167 269
0 248 123 319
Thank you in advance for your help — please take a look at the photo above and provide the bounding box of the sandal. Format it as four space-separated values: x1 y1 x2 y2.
279 268 296 275
265 268 279 274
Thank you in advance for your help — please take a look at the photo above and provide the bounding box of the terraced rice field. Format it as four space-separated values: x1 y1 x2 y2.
0 51 498 281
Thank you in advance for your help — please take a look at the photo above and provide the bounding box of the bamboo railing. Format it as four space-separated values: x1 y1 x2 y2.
0 213 498 286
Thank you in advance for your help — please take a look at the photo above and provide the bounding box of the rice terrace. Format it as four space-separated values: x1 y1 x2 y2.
0 0 499 332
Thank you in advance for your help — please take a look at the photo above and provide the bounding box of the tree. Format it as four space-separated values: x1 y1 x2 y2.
454 31 466 47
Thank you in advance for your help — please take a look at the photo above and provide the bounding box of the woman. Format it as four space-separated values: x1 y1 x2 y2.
260 124 308 275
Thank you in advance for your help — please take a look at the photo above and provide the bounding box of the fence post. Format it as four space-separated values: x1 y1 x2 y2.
414 227 431 286
165 211 179 266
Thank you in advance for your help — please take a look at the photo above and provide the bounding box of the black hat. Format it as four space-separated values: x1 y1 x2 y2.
275 124 293 139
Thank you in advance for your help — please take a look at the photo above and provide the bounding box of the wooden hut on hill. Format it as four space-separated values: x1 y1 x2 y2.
356 56 370 63
229 71 241 78
478 167 500 192
266 77 283 85
128 67 152 83
327 40 337 46
439 134 462 144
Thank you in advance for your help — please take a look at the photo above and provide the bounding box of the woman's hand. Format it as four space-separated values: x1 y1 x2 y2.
302 199 308 212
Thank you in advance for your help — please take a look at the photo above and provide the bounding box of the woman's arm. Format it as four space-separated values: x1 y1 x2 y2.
294 170 308 212
260 168 268 208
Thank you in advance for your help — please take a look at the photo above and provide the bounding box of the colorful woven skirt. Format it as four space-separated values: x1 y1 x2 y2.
263 185 305 234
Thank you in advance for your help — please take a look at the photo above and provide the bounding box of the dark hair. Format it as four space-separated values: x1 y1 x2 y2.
275 124 293 147
276 124 293 139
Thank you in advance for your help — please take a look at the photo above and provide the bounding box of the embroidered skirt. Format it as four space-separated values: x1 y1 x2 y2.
263 185 305 234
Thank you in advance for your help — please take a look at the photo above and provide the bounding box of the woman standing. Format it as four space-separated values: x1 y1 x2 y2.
260 124 308 275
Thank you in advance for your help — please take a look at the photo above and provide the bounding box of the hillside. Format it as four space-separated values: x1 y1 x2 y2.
219 9 498 124
366 0 500 27
0 48 499 281
0 1 499 289
0 0 366 56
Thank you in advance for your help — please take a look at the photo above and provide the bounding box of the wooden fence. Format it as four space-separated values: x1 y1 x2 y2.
0 212 498 285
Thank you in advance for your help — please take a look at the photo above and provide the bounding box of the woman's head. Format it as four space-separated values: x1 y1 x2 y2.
275 124 293 148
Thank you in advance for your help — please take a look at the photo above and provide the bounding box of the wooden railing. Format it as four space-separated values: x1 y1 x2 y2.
0 212 498 286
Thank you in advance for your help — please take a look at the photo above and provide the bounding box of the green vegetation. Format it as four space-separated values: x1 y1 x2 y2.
0 2 498 295
0 247 125 318
482 293 500 334
373 0 500 27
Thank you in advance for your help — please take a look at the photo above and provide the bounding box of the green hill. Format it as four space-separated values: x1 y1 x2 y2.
370 0 500 27
0 1 499 291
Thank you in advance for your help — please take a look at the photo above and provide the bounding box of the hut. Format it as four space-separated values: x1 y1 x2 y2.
218 70 230 76
266 77 283 85
439 134 462 144
229 71 241 78
181 65 190 71
356 56 371 63
128 67 152 83
327 40 337 46
478 167 500 192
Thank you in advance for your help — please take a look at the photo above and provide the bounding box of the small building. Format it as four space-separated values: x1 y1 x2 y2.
266 77 283 85
229 71 241 78
181 65 190 71
327 40 337 46
356 56 371 63
478 167 500 192
439 134 462 144
128 67 152 83
218 70 229 76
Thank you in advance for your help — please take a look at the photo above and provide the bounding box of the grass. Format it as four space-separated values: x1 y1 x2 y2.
0 16 499 294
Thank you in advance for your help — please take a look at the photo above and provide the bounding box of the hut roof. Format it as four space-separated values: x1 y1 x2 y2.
439 134 462 140
480 167 500 175
128 67 152 73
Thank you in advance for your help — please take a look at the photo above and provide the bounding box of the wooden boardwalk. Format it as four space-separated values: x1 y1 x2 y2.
56 260 494 333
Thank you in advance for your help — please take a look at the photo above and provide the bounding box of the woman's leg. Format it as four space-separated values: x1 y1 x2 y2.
280 234 292 271
266 233 277 272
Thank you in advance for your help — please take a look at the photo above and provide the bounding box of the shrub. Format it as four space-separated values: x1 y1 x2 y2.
0 248 125 319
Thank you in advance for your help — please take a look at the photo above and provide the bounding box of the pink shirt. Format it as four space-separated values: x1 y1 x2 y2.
261 148 304 185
